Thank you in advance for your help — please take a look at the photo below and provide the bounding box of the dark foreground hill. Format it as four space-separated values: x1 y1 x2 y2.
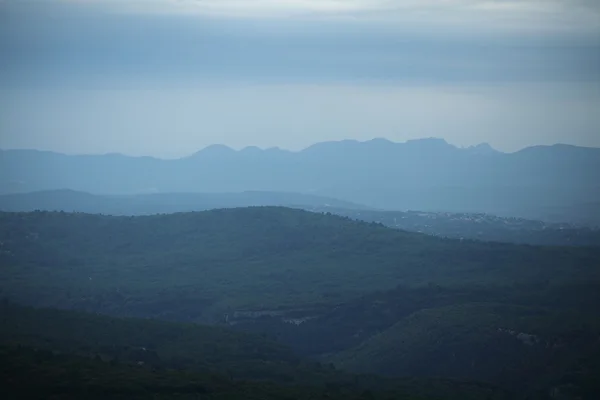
0 303 509 400
0 303 300 382
0 301 327 385
4 345 416 400
2 138 600 224
328 302 600 396
1 208 599 322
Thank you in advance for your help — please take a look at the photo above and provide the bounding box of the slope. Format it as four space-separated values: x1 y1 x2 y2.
328 303 600 398
3 190 600 246
0 189 366 215
0 301 306 382
308 207 600 246
0 303 511 400
3 345 423 400
1 208 599 322
231 283 600 356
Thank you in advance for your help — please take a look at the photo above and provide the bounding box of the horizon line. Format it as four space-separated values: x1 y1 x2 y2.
1 137 595 160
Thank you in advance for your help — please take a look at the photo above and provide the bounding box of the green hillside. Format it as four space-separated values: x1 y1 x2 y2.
226 281 600 398
3 343 515 400
328 303 600 398
0 302 512 400
232 283 600 356
4 189 599 247
2 345 422 400
1 208 599 321
1 208 600 398
0 301 314 383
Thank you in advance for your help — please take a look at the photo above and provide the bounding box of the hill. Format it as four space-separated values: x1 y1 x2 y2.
1 208 599 322
2 190 599 246
231 283 600 355
3 345 418 400
327 303 600 398
2 139 600 224
0 303 511 400
0 189 365 215
2 208 599 398
0 301 307 383
308 207 600 246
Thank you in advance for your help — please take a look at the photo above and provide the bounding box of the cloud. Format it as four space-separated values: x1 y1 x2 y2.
3 82 600 156
73 0 600 35
4 0 599 36
1 0 598 89
105 0 596 15
1 1 598 156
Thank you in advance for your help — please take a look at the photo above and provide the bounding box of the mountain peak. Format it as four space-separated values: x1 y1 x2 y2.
302 139 359 153
404 137 454 151
367 138 394 145
406 137 448 144
190 144 235 158
466 142 500 155
240 146 262 154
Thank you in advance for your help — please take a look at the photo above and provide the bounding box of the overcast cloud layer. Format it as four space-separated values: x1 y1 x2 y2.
0 0 599 156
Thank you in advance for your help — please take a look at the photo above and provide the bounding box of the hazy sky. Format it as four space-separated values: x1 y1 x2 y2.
1 0 599 157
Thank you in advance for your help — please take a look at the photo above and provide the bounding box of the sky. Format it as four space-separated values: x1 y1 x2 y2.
0 0 599 158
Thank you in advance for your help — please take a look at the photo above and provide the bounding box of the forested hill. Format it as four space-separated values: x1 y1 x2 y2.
2 207 600 399
1 207 599 321
0 301 302 382
0 302 509 400
307 207 600 246
2 190 599 246
326 302 600 398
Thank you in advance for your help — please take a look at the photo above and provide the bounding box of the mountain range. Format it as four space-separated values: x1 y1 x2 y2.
2 138 599 224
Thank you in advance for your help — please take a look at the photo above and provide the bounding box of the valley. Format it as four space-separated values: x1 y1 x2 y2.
3 1 599 396
1 207 599 399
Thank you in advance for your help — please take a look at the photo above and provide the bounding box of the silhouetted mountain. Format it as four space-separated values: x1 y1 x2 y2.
0 303 511 400
2 139 599 224
465 143 500 155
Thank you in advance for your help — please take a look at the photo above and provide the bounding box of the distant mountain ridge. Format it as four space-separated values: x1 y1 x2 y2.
2 138 599 224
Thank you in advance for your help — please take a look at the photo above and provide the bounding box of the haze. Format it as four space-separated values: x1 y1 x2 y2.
1 0 599 157
3 3 600 398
